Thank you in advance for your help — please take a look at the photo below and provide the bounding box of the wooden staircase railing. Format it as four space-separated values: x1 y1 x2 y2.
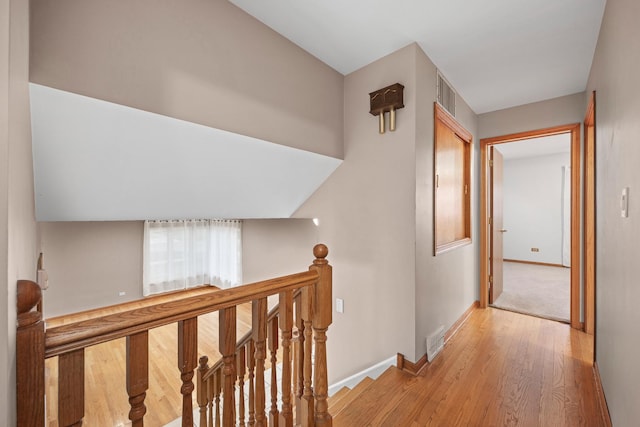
197 288 302 426
16 244 332 427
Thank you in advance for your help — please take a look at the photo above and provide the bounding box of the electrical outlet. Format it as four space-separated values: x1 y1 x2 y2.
531 248 539 252
119 291 126 297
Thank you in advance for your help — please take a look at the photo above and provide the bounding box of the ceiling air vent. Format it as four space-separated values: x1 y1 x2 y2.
437 71 456 117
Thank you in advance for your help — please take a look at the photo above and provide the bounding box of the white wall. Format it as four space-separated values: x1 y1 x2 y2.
585 0 640 424
1 0 37 424
502 152 571 265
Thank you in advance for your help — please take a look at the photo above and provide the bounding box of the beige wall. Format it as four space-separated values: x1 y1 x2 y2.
478 92 586 139
295 44 419 380
1 0 37 424
39 219 317 317
414 48 479 360
242 219 317 284
30 0 344 159
39 222 144 318
0 0 10 421
585 0 640 424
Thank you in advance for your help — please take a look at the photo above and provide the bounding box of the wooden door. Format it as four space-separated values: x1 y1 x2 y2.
489 147 504 304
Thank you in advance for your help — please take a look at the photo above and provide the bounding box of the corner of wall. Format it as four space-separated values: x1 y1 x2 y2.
413 46 480 362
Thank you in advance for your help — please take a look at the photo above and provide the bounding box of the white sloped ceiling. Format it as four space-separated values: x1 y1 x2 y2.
30 83 342 221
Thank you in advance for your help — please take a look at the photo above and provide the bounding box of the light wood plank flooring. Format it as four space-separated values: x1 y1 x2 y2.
334 307 603 426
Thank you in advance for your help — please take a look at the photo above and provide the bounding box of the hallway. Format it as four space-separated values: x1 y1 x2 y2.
334 307 604 426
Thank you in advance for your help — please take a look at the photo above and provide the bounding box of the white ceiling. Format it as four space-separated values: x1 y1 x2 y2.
230 0 606 114
30 84 342 221
495 134 571 160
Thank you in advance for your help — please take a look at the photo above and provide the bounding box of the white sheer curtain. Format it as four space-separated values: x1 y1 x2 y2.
143 219 242 296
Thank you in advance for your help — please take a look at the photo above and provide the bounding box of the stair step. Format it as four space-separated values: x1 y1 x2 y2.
327 386 352 412
333 366 412 426
329 376 375 417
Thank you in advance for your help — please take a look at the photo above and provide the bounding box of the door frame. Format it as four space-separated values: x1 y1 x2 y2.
584 92 596 336
479 123 582 329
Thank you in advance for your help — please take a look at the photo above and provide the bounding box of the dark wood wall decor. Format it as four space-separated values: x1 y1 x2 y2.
370 83 404 134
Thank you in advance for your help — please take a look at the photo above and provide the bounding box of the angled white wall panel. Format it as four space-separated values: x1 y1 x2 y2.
30 84 341 221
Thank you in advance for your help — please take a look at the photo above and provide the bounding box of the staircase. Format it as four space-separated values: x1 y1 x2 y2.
17 244 334 427
328 366 411 426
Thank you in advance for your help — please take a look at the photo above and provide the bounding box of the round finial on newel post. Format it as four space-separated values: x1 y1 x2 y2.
313 244 329 265
17 280 42 315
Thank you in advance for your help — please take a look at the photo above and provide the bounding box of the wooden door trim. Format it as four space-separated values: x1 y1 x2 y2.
584 92 596 336
479 124 582 330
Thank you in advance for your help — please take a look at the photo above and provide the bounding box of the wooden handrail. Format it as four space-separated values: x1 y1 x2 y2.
17 244 332 427
45 271 318 357
197 244 333 426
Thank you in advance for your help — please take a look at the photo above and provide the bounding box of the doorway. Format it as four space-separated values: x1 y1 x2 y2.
488 136 572 322
480 124 582 329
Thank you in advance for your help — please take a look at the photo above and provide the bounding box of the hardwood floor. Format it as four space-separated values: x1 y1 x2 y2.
44 291 254 427
334 308 604 427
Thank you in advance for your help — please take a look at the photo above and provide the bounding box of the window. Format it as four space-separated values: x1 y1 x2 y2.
143 219 242 296
434 103 472 255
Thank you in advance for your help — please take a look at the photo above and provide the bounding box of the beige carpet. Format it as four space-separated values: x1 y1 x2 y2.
491 261 570 322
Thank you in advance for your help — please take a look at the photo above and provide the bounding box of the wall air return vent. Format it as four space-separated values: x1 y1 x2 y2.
437 71 456 117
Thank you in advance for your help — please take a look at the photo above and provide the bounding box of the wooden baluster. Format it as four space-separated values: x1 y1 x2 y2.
247 341 256 427
293 292 304 424
16 280 45 427
219 307 237 426
58 349 85 426
310 244 333 426
300 281 315 426
213 369 221 427
237 346 247 426
268 317 280 426
126 331 149 427
252 297 268 427
178 318 198 427
279 289 294 427
197 356 210 427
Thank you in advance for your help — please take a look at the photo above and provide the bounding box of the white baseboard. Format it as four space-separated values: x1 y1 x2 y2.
328 355 396 396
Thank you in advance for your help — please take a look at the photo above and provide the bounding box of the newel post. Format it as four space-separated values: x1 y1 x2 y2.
309 244 332 426
16 280 45 427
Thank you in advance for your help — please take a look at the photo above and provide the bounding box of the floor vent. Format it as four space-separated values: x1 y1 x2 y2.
437 71 456 117
426 325 445 362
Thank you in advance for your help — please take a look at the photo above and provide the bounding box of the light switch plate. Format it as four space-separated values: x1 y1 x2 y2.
621 187 629 218
336 298 344 313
